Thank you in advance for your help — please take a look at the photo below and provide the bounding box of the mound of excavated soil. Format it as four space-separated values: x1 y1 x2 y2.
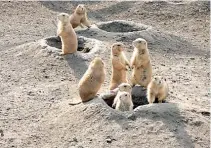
36 98 210 148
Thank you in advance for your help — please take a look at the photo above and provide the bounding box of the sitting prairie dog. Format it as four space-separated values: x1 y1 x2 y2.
112 83 132 108
109 43 131 90
70 4 91 28
57 13 78 55
78 57 105 102
130 38 152 87
147 76 169 104
113 91 133 112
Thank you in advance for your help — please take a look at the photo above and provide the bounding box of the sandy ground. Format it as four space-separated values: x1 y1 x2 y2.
0 1 210 148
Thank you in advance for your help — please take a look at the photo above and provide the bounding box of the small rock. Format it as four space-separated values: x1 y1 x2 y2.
41 45 47 49
44 75 49 79
0 129 4 137
61 77 66 81
201 111 210 116
27 91 35 96
127 114 136 121
73 137 78 142
106 138 112 143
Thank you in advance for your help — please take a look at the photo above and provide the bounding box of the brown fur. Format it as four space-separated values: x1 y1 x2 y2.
130 38 152 87
147 76 169 104
109 43 130 90
57 13 78 55
70 4 91 28
78 57 105 102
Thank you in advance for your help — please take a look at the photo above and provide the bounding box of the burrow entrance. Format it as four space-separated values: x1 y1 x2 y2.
102 85 166 109
45 36 93 53
97 21 148 33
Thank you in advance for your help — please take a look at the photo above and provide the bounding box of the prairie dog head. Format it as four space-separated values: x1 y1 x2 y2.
152 76 166 86
90 57 104 69
75 4 86 14
111 42 124 56
118 92 130 102
132 38 147 50
57 13 70 23
118 83 132 93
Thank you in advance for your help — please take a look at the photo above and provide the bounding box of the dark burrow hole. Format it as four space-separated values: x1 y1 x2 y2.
97 21 148 33
45 36 92 53
101 85 166 110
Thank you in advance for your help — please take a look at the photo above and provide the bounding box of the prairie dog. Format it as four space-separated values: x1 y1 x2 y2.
57 13 78 55
130 38 152 87
118 83 132 93
113 92 133 112
78 57 105 102
111 83 132 94
147 76 169 104
70 4 91 28
109 43 130 90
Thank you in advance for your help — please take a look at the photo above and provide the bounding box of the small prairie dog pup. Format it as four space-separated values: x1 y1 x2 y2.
130 38 152 87
57 13 78 55
110 43 130 90
70 4 91 28
118 83 132 93
111 83 132 95
113 92 133 112
78 57 105 102
147 76 169 104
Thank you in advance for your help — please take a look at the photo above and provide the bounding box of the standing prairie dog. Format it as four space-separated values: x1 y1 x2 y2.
57 13 78 55
78 57 105 102
110 43 131 90
130 38 152 87
147 76 169 104
113 91 133 112
70 4 91 28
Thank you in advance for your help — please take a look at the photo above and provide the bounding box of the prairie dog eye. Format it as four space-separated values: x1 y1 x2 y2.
125 94 128 97
138 41 142 43
117 44 121 47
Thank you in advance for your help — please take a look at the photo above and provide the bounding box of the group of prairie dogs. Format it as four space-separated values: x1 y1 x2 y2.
57 4 91 55
57 4 169 112
79 39 169 112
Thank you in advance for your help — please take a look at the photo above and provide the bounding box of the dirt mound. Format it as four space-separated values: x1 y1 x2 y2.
33 98 209 148
97 20 149 32
39 35 106 58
